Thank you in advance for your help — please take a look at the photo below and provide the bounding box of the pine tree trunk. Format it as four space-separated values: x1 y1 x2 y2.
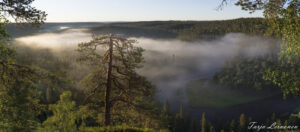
104 34 113 126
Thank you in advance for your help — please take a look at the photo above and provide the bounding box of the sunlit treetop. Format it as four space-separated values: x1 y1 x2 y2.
0 0 47 25
221 0 299 17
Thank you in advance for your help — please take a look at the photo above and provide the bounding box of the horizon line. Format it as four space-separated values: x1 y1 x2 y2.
41 17 263 23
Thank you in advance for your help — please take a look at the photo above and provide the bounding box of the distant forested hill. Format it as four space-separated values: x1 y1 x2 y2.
88 18 267 40
7 18 267 40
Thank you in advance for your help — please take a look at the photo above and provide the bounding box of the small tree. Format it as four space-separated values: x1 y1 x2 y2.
161 100 173 129
190 120 197 132
239 113 246 131
230 119 235 132
201 113 206 132
163 100 170 114
179 104 184 119
40 91 77 132
174 114 184 132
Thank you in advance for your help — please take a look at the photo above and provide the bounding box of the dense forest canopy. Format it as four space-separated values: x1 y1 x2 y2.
88 18 267 40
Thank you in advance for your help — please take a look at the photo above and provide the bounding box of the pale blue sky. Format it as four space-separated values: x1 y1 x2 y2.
32 0 263 22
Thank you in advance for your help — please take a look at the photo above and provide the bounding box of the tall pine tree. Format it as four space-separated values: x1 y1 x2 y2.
77 34 156 126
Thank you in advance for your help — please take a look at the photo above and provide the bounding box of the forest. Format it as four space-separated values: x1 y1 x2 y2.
0 0 299 132
88 18 267 40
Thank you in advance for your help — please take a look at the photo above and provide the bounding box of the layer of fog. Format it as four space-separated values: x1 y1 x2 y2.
135 34 279 105
137 34 279 80
14 28 280 109
15 28 92 50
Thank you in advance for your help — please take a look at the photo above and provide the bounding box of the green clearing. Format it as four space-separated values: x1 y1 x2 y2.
185 79 277 108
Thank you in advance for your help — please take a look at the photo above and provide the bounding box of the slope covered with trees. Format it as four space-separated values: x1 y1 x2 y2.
89 18 267 40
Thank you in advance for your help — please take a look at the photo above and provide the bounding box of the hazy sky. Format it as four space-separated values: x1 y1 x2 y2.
32 0 263 22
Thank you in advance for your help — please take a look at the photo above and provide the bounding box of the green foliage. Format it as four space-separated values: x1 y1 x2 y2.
227 0 300 98
263 0 300 97
38 91 78 132
214 55 278 90
264 60 300 98
0 65 42 131
216 0 300 98
0 15 10 43
0 1 47 131
0 17 42 131
14 45 75 103
0 0 47 25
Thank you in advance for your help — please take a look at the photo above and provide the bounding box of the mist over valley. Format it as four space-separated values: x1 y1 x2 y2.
11 23 299 124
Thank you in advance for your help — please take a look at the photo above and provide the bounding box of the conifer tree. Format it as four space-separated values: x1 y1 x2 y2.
276 119 282 126
190 120 197 132
284 120 289 132
179 104 184 119
271 113 276 122
185 113 191 132
239 113 246 131
209 125 214 132
0 1 46 130
77 34 156 126
162 100 173 129
230 119 235 132
174 114 184 132
163 100 170 114
201 113 206 132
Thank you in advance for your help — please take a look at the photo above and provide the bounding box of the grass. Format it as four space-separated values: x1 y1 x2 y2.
185 79 276 108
